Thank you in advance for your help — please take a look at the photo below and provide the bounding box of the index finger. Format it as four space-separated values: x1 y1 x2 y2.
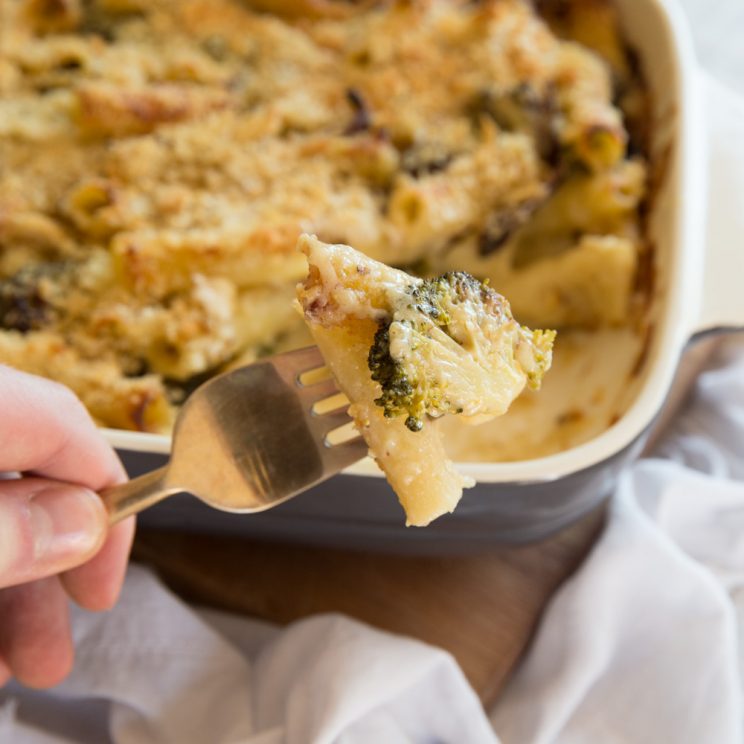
0 366 125 490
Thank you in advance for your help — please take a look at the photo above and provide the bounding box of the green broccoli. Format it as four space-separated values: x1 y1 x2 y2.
367 271 555 432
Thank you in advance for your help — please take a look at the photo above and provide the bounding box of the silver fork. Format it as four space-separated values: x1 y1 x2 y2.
100 347 367 523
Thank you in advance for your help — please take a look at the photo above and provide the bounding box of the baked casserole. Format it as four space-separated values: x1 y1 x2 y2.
0 0 649 458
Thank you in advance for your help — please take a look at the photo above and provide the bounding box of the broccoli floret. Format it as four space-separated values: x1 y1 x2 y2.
367 271 554 432
410 271 481 319
368 273 478 431
367 272 488 431
522 328 556 389
368 321 424 432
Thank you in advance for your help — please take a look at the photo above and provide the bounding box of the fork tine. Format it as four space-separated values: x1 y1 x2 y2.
275 346 358 446
306 404 352 437
320 436 369 473
296 376 339 403
276 345 326 375
314 406 353 433
270 346 342 404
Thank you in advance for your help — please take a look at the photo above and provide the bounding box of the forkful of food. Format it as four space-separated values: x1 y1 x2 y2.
101 235 555 527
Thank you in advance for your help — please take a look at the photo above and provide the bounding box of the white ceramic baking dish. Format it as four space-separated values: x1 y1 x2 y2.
106 0 744 552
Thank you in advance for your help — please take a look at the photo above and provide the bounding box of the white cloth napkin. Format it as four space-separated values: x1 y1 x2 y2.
0 567 496 744
3 63 744 744
491 345 744 743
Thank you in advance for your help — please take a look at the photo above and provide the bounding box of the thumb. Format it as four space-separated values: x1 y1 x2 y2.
0 477 107 590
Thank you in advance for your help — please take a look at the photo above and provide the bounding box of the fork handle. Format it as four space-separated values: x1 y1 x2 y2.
100 466 183 524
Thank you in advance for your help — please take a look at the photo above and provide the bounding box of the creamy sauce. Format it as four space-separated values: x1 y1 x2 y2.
442 327 644 462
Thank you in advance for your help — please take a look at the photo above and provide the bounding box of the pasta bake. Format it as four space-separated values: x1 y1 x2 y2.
0 0 648 458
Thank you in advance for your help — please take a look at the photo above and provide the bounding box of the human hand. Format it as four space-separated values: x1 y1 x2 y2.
0 365 135 688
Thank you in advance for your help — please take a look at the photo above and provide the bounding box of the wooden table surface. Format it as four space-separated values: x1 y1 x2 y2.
133 504 606 707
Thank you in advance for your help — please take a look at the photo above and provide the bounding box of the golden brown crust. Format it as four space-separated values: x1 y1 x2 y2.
75 82 233 138
0 331 174 432
0 0 647 432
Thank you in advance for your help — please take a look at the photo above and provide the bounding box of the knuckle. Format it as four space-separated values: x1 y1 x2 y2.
0 493 34 588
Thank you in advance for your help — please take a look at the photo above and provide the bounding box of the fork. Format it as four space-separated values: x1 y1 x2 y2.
100 347 367 524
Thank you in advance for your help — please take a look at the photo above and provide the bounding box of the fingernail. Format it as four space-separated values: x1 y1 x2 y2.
30 486 105 565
